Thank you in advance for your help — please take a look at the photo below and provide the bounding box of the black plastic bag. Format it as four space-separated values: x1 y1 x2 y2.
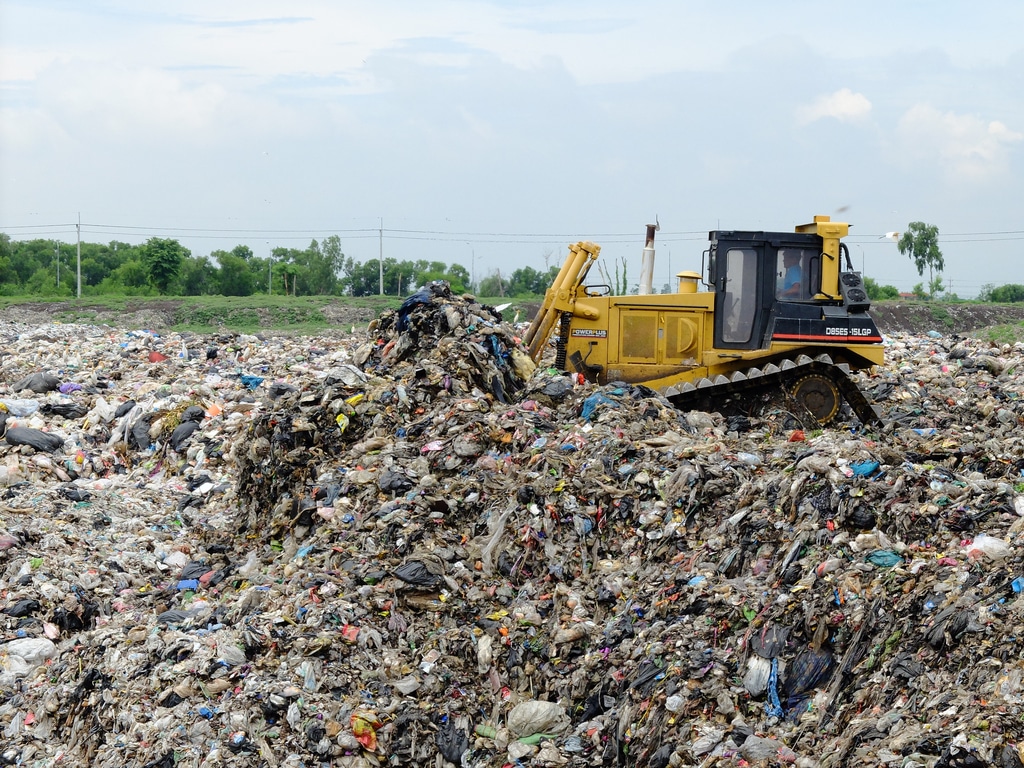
629 659 663 694
935 744 989 768
12 373 60 393
180 560 212 580
435 718 469 764
393 561 443 590
42 402 88 418
170 420 201 450
782 647 834 700
2 599 41 617
130 415 154 450
114 399 136 418
59 486 91 502
267 382 297 399
378 468 413 493
180 405 206 423
650 744 674 768
3 426 64 452
750 623 790 659
156 609 191 625
141 752 176 768
396 290 430 332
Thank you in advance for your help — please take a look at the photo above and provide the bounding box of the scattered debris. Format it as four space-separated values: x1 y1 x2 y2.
2 299 1024 767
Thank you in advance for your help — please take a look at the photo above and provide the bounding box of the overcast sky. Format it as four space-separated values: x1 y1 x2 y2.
2 1 1023 297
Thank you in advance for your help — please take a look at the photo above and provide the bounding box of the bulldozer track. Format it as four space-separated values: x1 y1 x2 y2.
660 352 880 426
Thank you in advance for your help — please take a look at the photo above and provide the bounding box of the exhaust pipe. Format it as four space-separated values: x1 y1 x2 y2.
638 218 659 295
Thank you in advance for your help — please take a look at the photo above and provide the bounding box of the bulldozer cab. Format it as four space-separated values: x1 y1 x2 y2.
709 229 826 350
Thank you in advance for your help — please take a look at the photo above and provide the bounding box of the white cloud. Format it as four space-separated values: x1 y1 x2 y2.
58 65 226 136
796 88 872 124
896 104 1023 182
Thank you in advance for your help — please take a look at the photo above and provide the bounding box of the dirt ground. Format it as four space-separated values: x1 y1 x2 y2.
4 298 1024 337
868 301 1024 336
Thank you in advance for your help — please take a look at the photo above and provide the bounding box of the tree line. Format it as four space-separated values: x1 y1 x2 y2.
0 232 566 299
2 227 1021 302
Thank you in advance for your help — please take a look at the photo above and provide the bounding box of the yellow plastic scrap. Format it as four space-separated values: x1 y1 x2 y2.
350 710 382 751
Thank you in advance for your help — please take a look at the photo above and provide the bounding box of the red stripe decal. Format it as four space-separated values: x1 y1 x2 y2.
772 333 883 343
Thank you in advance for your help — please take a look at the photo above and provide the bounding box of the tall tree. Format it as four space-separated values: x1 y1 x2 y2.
989 284 1024 303
347 257 397 296
110 259 150 292
897 223 944 295
180 255 218 295
141 238 189 294
231 244 254 261
0 233 14 287
216 254 254 296
300 237 343 295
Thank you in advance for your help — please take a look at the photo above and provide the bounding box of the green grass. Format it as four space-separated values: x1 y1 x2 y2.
976 321 1024 346
928 305 955 328
0 294 404 333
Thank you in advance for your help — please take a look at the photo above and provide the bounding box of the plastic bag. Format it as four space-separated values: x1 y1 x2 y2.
580 393 618 420
0 399 40 417
1 599 41 618
2 425 64 452
2 637 57 665
743 654 772 696
42 402 87 419
393 561 444 589
378 468 413 493
436 717 470 763
506 700 570 737
867 549 903 567
169 420 200 450
782 646 834 700
965 534 1011 561
935 744 988 768
750 623 789 658
11 373 60 393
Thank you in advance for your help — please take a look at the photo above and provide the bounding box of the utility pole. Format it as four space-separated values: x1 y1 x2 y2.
267 241 272 295
378 217 384 296
76 213 81 298
55 241 60 287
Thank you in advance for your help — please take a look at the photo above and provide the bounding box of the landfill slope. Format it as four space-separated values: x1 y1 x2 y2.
2 291 1024 768
870 302 1024 337
5 297 1024 337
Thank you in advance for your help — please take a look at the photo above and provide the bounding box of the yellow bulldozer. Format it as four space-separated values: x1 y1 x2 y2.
524 215 883 425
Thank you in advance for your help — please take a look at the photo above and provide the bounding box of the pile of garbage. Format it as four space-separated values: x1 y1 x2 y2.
2 296 1024 768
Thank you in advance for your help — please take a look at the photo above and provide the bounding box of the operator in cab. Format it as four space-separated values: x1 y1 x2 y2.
778 250 803 299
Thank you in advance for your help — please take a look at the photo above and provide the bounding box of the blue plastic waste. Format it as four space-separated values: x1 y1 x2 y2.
240 374 264 390
580 393 618 420
851 460 880 477
765 657 784 717
866 550 902 567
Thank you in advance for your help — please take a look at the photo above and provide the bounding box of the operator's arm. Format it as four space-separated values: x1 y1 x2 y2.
779 267 802 297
